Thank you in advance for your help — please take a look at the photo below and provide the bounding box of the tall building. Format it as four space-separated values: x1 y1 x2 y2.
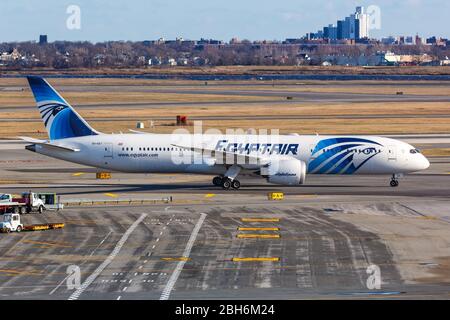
307 6 370 42
337 20 344 40
355 6 369 39
343 17 351 39
348 14 357 40
328 25 337 40
39 35 48 45
323 24 338 40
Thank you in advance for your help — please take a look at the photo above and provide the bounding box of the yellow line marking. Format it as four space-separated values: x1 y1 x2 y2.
22 240 71 248
418 216 438 220
204 193 216 198
232 257 280 262
161 257 191 261
72 172 85 177
237 234 280 239
104 193 118 198
241 218 280 222
0 269 43 276
238 227 280 231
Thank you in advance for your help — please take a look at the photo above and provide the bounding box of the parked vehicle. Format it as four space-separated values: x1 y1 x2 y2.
0 213 64 233
0 192 46 214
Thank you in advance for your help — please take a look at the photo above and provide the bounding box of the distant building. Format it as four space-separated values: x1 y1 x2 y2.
323 24 337 40
39 35 48 45
415 35 422 46
441 57 450 66
405 36 415 45
177 57 189 66
0 49 21 63
426 36 436 45
381 36 396 45
337 20 344 40
355 6 369 39
308 6 372 42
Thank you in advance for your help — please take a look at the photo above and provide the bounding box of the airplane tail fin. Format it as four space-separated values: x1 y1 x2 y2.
27 76 100 140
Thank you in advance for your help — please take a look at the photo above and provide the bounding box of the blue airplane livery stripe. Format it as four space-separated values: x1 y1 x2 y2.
27 76 66 104
343 152 379 175
329 153 355 174
27 76 98 140
48 108 96 140
308 143 361 172
312 138 382 156
316 148 355 174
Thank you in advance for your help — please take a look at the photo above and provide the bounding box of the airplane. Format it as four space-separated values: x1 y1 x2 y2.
21 76 430 190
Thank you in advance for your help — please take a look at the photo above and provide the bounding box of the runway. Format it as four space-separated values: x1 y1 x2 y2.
1 84 449 113
0 140 449 299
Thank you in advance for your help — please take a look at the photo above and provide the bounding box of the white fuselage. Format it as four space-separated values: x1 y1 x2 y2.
29 134 430 177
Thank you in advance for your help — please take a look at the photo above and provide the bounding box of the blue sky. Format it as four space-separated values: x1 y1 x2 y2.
1 0 448 42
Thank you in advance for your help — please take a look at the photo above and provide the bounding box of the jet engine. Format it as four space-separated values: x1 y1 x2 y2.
264 159 306 185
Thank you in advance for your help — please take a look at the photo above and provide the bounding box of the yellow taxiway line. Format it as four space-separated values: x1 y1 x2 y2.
72 172 85 177
241 218 280 222
232 257 280 262
103 193 118 198
161 257 191 261
238 227 280 231
237 234 280 239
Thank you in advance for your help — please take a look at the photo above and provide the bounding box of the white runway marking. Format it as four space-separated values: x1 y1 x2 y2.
50 230 112 296
68 213 147 300
159 213 206 300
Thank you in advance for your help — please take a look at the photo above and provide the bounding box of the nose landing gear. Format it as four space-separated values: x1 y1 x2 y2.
390 174 400 187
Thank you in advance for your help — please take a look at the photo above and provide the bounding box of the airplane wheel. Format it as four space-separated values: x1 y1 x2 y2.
390 180 399 187
231 180 241 190
212 176 222 186
222 178 231 190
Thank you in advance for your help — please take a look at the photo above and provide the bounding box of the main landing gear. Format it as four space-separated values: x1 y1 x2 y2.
212 176 241 190
390 174 400 187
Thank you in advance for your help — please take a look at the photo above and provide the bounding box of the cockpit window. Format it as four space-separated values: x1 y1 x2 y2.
410 149 421 154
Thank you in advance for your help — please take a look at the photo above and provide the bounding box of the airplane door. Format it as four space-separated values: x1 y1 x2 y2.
388 145 397 161
103 143 113 158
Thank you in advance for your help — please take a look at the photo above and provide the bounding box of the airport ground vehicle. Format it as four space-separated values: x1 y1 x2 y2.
0 213 23 232
0 213 65 233
0 192 46 214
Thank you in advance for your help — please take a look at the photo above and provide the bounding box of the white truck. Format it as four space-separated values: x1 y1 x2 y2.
0 192 46 214
0 213 24 233
0 213 65 233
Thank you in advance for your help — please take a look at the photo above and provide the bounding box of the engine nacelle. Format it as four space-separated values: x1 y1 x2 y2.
264 159 306 185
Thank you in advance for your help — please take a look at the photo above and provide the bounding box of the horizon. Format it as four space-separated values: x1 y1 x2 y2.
0 0 449 43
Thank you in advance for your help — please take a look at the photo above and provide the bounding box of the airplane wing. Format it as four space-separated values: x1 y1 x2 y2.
171 143 269 167
19 136 80 152
128 129 147 134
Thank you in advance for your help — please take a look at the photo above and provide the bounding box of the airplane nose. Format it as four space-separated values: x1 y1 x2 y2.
419 155 430 170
